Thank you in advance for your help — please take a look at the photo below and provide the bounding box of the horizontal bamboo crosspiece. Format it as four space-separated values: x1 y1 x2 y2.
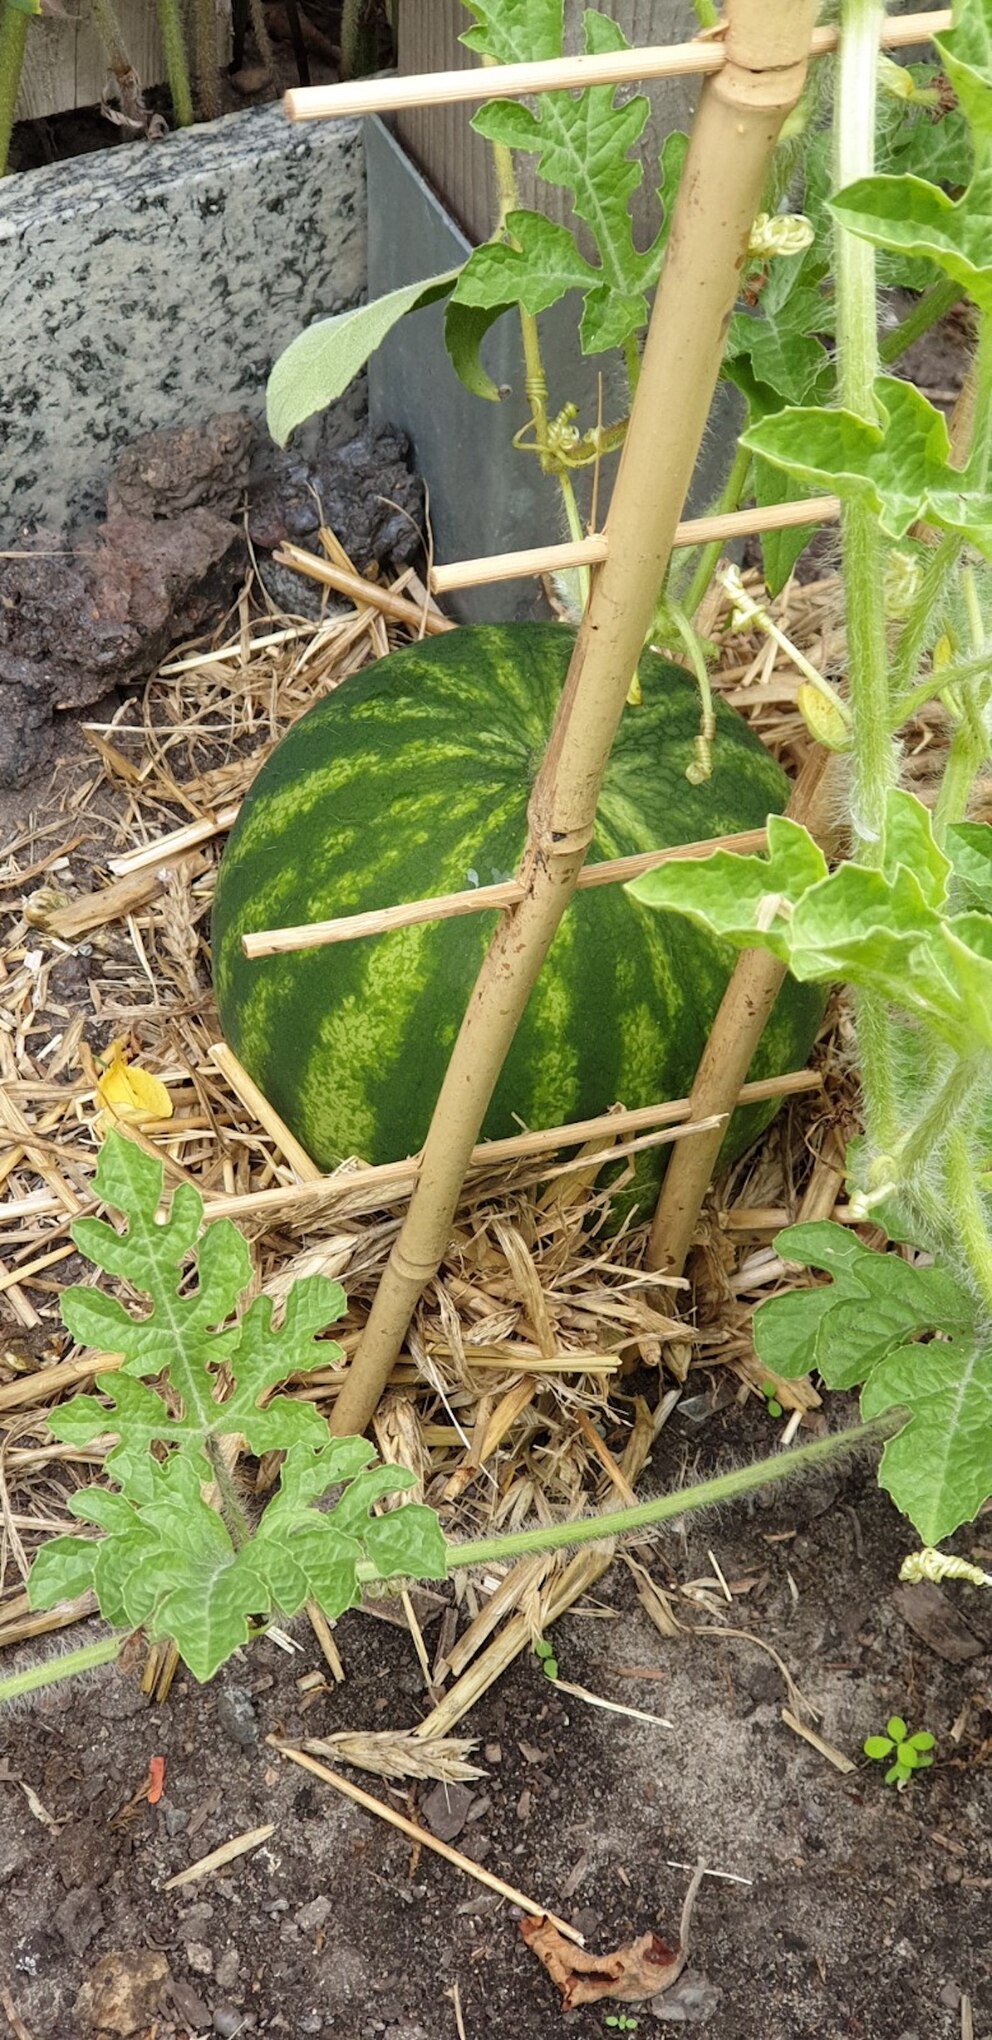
285 12 948 122
203 1068 821 1224
241 827 768 959
430 497 841 595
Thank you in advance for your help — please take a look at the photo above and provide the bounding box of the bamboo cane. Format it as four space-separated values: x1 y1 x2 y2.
328 0 820 1442
430 497 841 595
273 544 455 634
284 13 946 121
644 752 842 1278
241 828 768 958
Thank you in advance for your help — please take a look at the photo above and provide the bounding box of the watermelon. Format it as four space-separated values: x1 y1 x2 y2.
212 623 821 1210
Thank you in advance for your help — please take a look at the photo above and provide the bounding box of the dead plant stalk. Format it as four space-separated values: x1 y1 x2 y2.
330 0 820 1440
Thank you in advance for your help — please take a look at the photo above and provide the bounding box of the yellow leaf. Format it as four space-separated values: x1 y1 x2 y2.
797 683 851 754
95 1048 172 1137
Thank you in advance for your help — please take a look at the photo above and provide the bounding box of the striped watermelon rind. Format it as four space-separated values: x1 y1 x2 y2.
212 623 822 1209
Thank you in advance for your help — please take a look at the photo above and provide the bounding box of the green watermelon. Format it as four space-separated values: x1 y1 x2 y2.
212 623 821 1209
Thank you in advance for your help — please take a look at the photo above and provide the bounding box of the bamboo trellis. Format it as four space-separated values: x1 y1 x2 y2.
284 12 949 123
234 1 945 1435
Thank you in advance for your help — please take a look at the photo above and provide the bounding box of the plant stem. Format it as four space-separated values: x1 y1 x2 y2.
944 1130 992 1317
447 1420 892 1572
933 549 992 840
892 642 992 727
487 91 553 470
933 699 989 843
205 1437 251 1551
891 531 962 704
156 0 193 126
677 438 752 621
623 331 641 399
834 0 898 1151
339 0 376 80
0 0 29 179
835 0 894 856
0 1633 122 1708
890 1056 990 1187
879 276 963 367
89 0 132 75
191 0 219 120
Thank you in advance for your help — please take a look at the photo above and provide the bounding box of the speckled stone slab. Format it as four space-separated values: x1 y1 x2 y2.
0 106 365 534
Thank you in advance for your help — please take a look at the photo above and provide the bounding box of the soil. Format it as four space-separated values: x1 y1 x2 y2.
1 1406 989 2040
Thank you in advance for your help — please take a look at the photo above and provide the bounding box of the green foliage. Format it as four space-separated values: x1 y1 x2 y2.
267 0 688 432
742 375 992 555
630 792 992 1061
630 791 992 1546
266 274 460 446
533 1634 559 1681
453 6 681 359
753 1224 991 1544
723 46 970 590
28 1134 447 1681
864 1715 936 1788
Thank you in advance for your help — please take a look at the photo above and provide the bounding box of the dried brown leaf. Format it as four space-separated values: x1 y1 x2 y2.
519 1917 685 2009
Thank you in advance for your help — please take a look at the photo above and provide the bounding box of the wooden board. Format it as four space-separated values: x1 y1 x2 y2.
395 0 702 245
15 0 229 126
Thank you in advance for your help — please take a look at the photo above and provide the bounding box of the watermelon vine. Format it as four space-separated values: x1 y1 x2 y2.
633 0 992 1548
0 1133 887 1706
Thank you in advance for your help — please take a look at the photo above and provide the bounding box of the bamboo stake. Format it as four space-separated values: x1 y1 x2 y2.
329 0 821 1442
201 1069 819 1223
644 753 841 1277
209 1041 321 1183
284 13 947 120
433 535 610 594
242 828 769 958
273 544 455 634
431 497 840 596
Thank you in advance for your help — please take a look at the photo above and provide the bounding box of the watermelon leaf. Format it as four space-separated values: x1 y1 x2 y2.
451 4 677 358
740 376 992 553
630 790 992 1056
29 1131 446 1680
754 1223 992 1545
266 271 461 445
443 298 511 402
947 822 992 911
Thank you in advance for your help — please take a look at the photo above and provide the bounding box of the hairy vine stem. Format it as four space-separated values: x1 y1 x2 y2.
834 0 899 1152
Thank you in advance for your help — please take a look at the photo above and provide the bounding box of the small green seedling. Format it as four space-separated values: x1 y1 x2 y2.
864 1716 936 1789
760 1380 784 1420
533 1635 559 1681
604 2017 639 2032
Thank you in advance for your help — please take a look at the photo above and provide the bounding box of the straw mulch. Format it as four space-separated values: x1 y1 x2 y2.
0 542 958 1732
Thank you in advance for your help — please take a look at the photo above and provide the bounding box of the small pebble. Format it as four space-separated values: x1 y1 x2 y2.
215 1684 258 1747
215 1947 240 1992
185 1941 214 1976
295 1896 332 1933
214 2008 254 2038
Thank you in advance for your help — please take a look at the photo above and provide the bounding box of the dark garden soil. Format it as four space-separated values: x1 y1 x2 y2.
1 1405 990 2040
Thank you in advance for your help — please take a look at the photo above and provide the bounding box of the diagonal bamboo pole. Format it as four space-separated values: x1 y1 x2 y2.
329 0 820 1442
644 752 843 1278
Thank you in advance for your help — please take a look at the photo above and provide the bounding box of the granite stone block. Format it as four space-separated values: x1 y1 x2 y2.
0 106 365 535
